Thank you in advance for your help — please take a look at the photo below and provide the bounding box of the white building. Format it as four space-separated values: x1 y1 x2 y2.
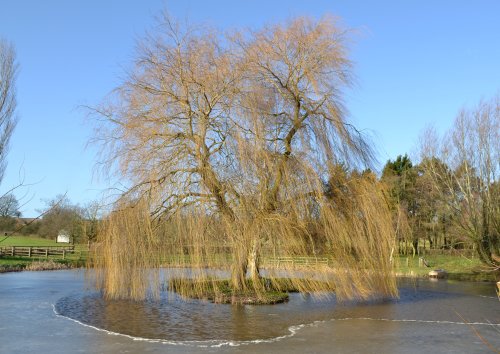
56 230 71 243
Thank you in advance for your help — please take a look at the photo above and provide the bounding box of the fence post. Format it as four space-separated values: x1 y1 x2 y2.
29 247 32 258
45 248 48 258
11 246 14 256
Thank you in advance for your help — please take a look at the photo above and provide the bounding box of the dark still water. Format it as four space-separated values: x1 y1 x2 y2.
1 270 499 353
55 291 334 342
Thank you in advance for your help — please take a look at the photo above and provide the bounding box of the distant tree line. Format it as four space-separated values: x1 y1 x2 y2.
382 97 499 270
0 194 101 244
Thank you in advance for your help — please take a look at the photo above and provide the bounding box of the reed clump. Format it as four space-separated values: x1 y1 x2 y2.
25 260 71 271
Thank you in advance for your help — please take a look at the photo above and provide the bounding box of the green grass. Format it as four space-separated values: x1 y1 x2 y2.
0 234 89 270
0 256 34 266
394 254 497 281
0 235 61 246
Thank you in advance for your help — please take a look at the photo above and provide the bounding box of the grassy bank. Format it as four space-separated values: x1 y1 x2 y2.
169 278 297 304
0 235 88 272
169 277 337 305
393 254 497 282
0 235 61 246
0 258 83 273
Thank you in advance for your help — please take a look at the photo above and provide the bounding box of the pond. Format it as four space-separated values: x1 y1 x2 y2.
0 269 498 353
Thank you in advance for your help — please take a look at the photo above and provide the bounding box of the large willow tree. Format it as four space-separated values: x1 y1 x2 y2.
91 14 397 302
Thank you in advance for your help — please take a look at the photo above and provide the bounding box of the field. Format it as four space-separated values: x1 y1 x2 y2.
0 235 88 270
0 235 61 246
394 254 495 281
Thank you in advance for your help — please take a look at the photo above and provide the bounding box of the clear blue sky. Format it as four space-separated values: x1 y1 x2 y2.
1 0 499 217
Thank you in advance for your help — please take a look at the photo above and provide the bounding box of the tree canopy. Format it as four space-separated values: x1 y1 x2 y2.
90 14 399 302
0 39 18 184
418 97 499 269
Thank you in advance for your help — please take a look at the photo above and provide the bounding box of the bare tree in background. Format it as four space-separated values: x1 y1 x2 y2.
420 97 500 270
81 200 102 242
0 193 20 217
0 39 18 184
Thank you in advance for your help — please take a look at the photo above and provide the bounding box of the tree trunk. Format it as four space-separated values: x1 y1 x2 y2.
476 238 492 265
247 239 260 282
231 250 248 291
413 238 419 256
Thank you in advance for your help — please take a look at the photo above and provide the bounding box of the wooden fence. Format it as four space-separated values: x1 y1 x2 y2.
122 254 333 268
262 256 331 268
0 246 75 259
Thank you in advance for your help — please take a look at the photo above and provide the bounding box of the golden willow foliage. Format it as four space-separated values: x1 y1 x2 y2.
90 13 398 302
89 200 161 301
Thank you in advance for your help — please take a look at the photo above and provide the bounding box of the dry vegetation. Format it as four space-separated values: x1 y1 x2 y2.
24 259 72 271
419 97 499 270
89 14 398 303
